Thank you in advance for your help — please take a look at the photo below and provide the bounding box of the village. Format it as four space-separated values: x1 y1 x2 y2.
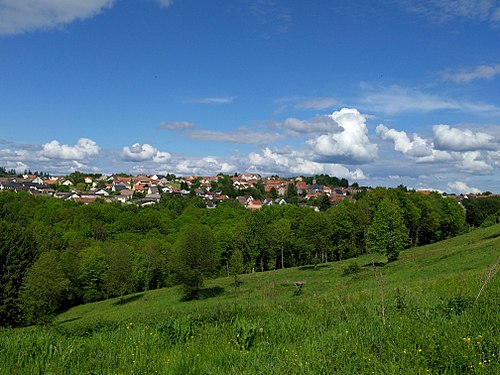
0 171 366 210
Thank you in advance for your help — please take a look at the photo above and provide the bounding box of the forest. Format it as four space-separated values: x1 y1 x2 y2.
1 187 498 328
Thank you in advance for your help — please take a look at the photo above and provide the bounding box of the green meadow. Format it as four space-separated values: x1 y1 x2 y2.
1 224 499 374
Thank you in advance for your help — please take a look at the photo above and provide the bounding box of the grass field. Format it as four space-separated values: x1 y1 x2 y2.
1 225 499 374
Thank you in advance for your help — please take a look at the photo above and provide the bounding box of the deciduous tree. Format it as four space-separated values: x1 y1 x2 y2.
367 198 409 262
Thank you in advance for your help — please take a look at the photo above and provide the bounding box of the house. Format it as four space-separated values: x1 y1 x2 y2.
114 176 132 187
61 179 74 186
135 198 158 207
0 181 23 192
247 199 263 210
43 179 58 186
95 189 109 196
146 187 161 200
112 183 127 193
31 176 44 185
296 181 308 194
73 196 98 204
120 189 133 200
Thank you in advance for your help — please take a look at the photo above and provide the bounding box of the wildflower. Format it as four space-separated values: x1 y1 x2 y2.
463 337 471 343
403 349 407 354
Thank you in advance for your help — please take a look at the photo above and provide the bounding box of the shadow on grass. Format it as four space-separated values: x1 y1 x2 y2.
180 286 225 302
56 316 82 324
113 293 145 306
362 261 386 268
298 264 331 271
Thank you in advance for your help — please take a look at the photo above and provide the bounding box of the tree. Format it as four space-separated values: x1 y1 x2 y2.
267 218 291 269
0 221 39 327
366 198 409 262
327 200 355 260
228 248 244 285
103 244 134 299
78 245 108 303
174 225 217 299
19 251 70 324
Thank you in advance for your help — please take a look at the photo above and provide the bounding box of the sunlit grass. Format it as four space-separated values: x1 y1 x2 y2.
1 225 499 374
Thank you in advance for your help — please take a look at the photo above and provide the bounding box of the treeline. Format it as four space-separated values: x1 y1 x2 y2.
0 188 468 327
461 195 500 227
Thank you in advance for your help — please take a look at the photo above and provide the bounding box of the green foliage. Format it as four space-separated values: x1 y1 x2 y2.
19 251 70 324
174 225 217 299
0 184 474 327
462 196 500 227
2 224 498 374
480 210 500 227
342 262 362 276
0 220 39 326
78 245 108 303
103 244 134 298
367 197 409 262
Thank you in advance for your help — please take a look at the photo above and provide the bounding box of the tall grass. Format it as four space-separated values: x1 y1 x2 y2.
1 225 499 374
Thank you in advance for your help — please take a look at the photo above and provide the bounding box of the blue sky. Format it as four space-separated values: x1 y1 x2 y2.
1 0 499 194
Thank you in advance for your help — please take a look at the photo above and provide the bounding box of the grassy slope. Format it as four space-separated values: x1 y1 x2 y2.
1 225 499 374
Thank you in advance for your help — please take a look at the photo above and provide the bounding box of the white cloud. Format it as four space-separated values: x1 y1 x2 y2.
376 125 434 157
307 108 378 164
448 181 481 195
0 0 115 35
247 147 366 180
280 115 339 134
173 157 237 175
458 151 493 173
40 138 99 160
361 85 457 114
360 85 500 116
122 143 171 163
187 127 282 144
158 121 195 130
295 97 338 110
433 124 496 151
442 64 500 83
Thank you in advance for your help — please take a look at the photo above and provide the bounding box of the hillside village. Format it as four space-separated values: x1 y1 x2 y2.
0 172 356 208
0 171 496 210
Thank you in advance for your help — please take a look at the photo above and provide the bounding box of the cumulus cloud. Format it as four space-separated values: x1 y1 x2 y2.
376 125 434 157
158 121 195 130
295 97 338 110
442 64 500 83
458 151 493 173
247 147 366 180
433 124 497 151
122 143 171 163
173 157 237 175
307 108 377 164
0 0 115 35
448 181 481 195
39 138 99 160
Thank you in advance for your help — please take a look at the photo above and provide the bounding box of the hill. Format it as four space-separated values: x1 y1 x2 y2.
1 225 499 374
